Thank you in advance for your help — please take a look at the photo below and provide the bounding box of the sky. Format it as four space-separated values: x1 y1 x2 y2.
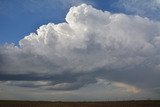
0 0 160 101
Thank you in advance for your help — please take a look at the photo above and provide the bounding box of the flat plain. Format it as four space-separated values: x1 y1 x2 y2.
0 100 160 107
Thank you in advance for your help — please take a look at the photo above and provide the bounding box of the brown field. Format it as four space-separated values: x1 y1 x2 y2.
0 100 160 107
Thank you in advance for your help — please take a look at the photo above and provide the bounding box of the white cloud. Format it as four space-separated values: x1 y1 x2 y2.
0 80 50 88
0 4 160 94
113 82 141 93
96 78 141 93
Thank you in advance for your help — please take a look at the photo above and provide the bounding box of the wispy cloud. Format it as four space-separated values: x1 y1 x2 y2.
116 0 160 20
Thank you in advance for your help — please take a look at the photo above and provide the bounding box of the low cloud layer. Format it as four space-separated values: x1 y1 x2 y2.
0 4 160 94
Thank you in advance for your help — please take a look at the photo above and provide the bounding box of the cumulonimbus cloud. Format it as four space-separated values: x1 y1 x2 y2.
0 4 160 92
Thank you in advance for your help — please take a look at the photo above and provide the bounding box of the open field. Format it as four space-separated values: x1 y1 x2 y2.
0 100 160 107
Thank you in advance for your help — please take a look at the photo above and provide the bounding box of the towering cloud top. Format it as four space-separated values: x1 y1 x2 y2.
0 4 160 93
